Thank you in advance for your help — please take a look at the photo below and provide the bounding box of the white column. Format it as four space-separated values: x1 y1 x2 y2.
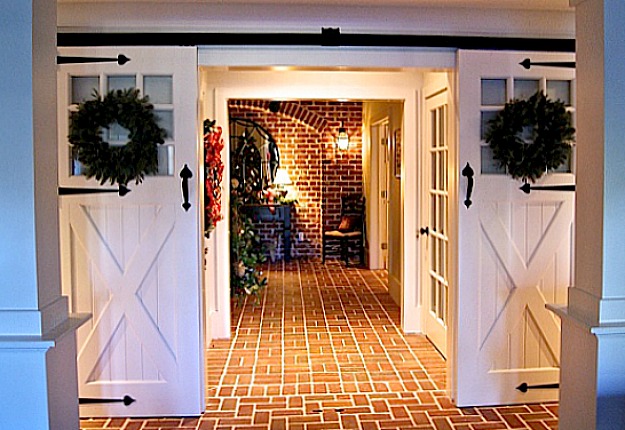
0 1 86 429
554 1 625 428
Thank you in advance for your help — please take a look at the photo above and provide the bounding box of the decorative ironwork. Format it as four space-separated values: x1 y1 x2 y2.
520 58 575 70
180 164 193 211
230 117 280 200
79 395 135 406
57 54 130 65
520 183 575 194
58 185 130 197
516 382 559 393
462 162 475 209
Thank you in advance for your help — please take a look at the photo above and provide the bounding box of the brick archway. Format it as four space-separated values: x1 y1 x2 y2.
228 100 363 261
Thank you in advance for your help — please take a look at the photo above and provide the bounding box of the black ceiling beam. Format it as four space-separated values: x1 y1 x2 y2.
57 31 575 52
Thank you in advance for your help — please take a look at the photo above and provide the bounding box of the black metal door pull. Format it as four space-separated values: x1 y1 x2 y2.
462 162 474 209
180 164 193 211
420 227 429 236
79 395 135 406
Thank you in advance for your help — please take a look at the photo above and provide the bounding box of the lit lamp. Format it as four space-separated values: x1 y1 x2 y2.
336 122 350 151
273 168 292 196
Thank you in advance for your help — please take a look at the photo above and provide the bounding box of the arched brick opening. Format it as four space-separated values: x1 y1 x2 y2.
228 100 363 261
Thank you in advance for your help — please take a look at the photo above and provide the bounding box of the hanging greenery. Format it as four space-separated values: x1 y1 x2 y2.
69 88 166 187
204 120 225 238
485 91 575 183
230 186 267 300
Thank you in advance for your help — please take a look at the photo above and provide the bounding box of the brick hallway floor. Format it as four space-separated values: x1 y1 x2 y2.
80 261 558 430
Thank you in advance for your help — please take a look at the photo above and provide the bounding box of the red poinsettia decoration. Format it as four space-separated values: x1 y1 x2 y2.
204 119 224 238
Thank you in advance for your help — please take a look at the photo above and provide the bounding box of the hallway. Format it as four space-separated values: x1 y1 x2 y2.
80 262 558 429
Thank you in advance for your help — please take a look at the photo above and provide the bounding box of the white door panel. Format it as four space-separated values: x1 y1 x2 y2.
456 50 575 406
58 47 203 417
423 88 450 358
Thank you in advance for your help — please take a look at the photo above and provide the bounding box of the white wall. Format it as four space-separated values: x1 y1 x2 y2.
57 3 574 39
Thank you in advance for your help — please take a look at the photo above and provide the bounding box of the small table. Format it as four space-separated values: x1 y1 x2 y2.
242 204 292 262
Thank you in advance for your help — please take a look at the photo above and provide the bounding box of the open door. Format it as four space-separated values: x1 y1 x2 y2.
422 86 450 358
455 50 575 406
58 47 203 417
372 119 390 270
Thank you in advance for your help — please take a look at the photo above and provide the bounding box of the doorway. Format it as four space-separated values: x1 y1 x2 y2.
200 68 426 343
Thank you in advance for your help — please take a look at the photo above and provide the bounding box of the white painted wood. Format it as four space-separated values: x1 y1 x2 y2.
58 3 574 40
455 50 575 406
422 87 450 358
58 47 203 417
373 120 390 270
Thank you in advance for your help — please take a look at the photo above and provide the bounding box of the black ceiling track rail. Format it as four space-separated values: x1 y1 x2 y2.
57 29 575 52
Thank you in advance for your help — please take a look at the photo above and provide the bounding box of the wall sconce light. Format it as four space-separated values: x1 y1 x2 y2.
336 122 350 151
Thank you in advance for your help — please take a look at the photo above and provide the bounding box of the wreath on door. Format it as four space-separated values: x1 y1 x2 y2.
485 91 575 183
69 88 166 187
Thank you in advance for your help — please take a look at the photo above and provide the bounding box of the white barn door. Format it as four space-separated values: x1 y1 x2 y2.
455 50 575 406
58 47 203 417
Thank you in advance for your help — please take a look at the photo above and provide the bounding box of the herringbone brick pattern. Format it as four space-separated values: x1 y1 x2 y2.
80 261 558 429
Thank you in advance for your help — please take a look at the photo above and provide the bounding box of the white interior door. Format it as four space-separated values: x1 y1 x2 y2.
58 47 203 417
374 120 390 269
455 50 575 406
422 88 450 358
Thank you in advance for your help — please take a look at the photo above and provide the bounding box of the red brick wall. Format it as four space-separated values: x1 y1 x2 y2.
228 100 363 260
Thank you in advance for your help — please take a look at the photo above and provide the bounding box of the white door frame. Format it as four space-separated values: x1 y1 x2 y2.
200 68 425 339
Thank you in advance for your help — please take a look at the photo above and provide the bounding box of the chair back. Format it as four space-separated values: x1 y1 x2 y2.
338 194 365 232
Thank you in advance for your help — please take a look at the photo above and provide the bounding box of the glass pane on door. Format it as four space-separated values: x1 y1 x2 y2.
428 105 450 326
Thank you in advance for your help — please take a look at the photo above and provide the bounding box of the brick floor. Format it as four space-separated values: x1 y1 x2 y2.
80 261 558 429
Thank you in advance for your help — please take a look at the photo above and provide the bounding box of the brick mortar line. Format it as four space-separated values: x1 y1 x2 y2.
364 269 439 390
308 261 352 396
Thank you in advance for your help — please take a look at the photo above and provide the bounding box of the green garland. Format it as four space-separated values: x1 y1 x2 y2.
69 88 166 187
485 91 575 183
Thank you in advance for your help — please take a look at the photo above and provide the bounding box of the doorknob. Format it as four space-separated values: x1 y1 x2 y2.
420 226 429 236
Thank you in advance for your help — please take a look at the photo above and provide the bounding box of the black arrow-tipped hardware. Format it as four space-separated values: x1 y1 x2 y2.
520 183 575 194
516 382 559 393
79 395 135 406
57 54 130 65
520 58 575 70
58 185 131 197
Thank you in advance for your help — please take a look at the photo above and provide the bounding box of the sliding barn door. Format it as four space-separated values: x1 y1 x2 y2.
455 50 575 406
58 47 203 417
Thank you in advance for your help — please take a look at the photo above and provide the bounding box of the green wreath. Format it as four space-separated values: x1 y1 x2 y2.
69 88 166 187
485 91 575 183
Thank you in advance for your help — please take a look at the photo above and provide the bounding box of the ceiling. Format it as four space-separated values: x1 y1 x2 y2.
58 0 572 11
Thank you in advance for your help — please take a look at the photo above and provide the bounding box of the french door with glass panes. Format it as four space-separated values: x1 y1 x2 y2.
57 47 203 417
422 88 450 358
455 50 575 407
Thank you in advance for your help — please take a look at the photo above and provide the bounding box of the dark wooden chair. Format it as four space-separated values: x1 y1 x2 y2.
322 194 365 267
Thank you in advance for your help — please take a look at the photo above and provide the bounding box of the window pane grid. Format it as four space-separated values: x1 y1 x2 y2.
480 77 575 175
68 73 176 178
